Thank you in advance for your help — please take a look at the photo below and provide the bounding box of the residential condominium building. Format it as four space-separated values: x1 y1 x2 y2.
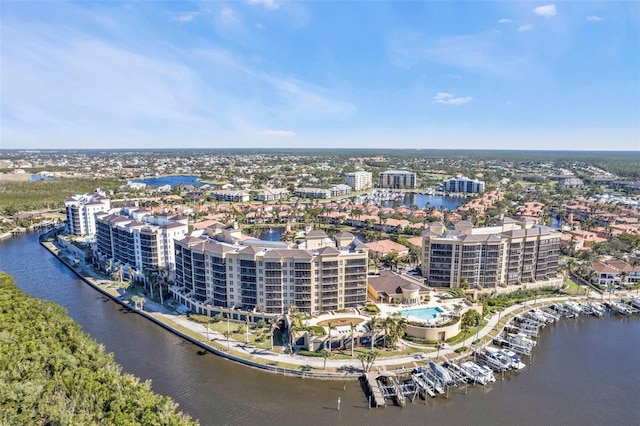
255 188 289 202
442 176 485 193
379 170 416 189
64 189 111 237
294 187 332 199
171 230 369 316
329 184 352 197
210 190 251 202
94 206 188 273
421 218 560 289
345 171 373 191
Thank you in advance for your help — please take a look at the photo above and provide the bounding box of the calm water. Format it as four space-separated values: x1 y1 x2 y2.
259 227 284 241
1 233 639 425
400 307 444 321
133 175 207 188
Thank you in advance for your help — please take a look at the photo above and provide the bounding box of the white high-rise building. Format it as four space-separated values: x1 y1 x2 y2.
94 207 188 272
345 171 373 191
64 190 111 237
442 176 485 193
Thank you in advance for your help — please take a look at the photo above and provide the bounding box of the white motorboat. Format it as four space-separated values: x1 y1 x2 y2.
507 333 536 348
461 361 495 385
429 361 455 387
480 347 511 371
564 301 583 316
499 348 526 370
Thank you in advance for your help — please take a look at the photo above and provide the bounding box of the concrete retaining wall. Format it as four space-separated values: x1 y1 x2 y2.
39 235 359 381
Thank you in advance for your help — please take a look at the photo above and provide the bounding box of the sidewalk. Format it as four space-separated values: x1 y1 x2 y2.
52 242 633 374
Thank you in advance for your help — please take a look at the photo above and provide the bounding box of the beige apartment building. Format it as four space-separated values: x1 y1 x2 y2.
378 170 416 189
172 229 369 316
421 219 560 289
345 171 373 191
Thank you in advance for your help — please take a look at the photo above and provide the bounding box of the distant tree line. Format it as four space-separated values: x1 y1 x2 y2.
0 273 197 425
0 178 122 215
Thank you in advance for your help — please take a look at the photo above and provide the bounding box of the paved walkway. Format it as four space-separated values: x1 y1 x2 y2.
147 294 596 371
55 243 637 373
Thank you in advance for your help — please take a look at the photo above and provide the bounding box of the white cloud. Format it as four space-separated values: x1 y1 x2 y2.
246 0 280 10
195 49 357 119
498 18 513 24
173 12 200 23
386 30 532 76
220 7 238 24
586 15 603 22
261 129 296 137
432 92 473 106
518 23 534 32
534 4 557 17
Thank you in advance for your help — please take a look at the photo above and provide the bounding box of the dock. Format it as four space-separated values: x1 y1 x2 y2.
376 373 407 407
363 373 386 408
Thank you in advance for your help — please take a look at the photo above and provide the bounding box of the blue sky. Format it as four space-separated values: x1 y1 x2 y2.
1 1 638 150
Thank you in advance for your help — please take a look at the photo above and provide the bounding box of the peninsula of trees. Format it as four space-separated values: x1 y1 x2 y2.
0 272 197 425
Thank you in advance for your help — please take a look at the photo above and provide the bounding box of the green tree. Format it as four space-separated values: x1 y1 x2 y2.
349 322 356 357
326 320 335 351
461 309 482 329
222 330 232 351
0 273 196 425
357 350 380 372
367 315 379 350
320 349 334 371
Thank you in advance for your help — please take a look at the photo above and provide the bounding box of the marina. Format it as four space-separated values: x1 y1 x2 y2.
362 297 640 410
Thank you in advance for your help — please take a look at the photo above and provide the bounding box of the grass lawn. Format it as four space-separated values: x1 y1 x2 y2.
562 278 589 296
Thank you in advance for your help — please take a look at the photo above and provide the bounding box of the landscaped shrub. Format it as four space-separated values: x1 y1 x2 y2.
364 304 380 313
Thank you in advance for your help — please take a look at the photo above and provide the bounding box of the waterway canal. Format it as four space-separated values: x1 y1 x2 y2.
1 233 638 425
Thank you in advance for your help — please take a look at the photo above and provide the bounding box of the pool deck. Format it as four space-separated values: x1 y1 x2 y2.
377 296 456 317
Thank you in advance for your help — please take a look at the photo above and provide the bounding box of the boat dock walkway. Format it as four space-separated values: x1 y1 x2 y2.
363 373 386 408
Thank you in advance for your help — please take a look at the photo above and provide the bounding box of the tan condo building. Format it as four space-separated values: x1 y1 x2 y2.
172 229 369 316
421 219 560 289
345 171 373 191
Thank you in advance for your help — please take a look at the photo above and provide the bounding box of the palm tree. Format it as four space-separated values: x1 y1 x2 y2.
382 317 395 348
357 350 380 372
326 321 335 351
222 330 232 351
380 252 395 271
245 315 250 344
349 322 356 357
392 315 408 349
270 321 277 350
351 207 365 221
289 321 299 349
320 349 333 371
367 315 379 350
131 295 145 310
127 265 135 282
